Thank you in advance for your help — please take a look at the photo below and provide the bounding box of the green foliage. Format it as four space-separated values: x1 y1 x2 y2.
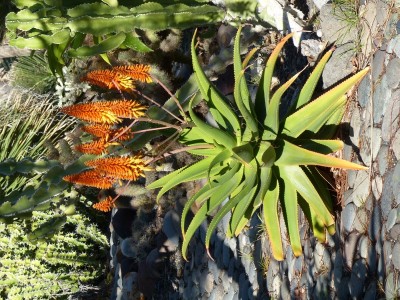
147 27 370 261
0 210 108 299
6 0 225 74
8 53 56 93
0 90 74 195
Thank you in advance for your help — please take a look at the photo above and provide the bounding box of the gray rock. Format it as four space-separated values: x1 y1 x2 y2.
369 204 382 242
385 272 397 299
372 49 386 83
300 39 324 58
392 130 400 160
367 244 377 274
376 0 390 25
199 272 214 295
333 251 344 287
163 210 181 241
390 224 400 241
247 261 257 285
381 177 394 220
386 58 400 89
221 270 232 293
345 170 370 207
336 276 350 300
392 35 400 57
358 235 369 259
364 280 377 300
349 259 367 298
353 207 369 233
120 238 137 258
322 43 355 88
239 273 250 300
342 202 357 233
387 209 398 232
357 76 371 108
208 260 220 283
344 231 361 268
280 276 290 300
393 163 400 205
377 245 385 282
208 283 225 300
223 288 235 300
382 89 400 143
312 0 329 9
376 145 390 175
314 243 331 272
383 240 393 270
347 170 358 189
371 175 383 201
393 242 400 270
373 74 392 124
320 4 357 44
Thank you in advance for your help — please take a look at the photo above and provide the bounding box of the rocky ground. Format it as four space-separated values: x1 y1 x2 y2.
107 0 400 299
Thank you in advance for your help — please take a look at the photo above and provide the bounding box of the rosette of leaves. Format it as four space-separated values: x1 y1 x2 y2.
147 27 370 260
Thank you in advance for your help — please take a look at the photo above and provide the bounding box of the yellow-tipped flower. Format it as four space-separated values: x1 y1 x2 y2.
63 170 115 189
93 196 115 212
85 155 152 181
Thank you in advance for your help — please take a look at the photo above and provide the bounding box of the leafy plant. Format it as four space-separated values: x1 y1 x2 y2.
0 210 108 299
5 0 225 75
147 27 370 260
0 90 74 195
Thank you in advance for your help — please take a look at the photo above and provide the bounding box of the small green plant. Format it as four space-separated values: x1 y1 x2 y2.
147 27 370 261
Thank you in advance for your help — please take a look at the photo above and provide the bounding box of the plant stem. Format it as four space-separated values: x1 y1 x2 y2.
145 144 214 164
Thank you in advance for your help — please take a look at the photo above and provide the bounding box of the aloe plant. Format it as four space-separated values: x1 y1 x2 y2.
147 27 370 260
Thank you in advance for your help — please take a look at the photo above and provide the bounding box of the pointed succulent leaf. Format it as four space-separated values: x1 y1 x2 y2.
68 32 126 57
263 174 284 260
296 139 344 154
279 165 334 227
275 140 367 170
255 33 294 124
298 196 326 242
191 30 241 137
281 178 302 256
123 32 153 52
188 97 236 148
283 67 370 137
295 48 333 110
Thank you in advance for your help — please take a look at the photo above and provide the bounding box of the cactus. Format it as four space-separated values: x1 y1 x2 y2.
5 1 226 74
0 211 108 299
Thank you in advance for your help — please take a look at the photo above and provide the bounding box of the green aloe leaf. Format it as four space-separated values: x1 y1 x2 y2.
205 161 258 255
68 32 126 57
123 32 153 52
191 29 241 138
279 165 334 228
317 104 346 139
181 167 243 260
207 149 232 182
295 48 334 110
255 33 294 124
281 178 302 256
264 68 304 139
263 174 283 260
298 196 326 242
283 67 370 137
296 139 344 154
275 140 367 170
188 97 236 149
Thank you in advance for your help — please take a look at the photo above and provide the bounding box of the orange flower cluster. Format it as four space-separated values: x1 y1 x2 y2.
93 196 115 212
63 155 152 189
61 100 147 125
81 124 134 141
82 64 152 91
75 139 117 155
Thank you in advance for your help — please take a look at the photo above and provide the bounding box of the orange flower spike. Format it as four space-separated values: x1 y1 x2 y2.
85 155 152 181
82 69 117 89
61 102 121 124
96 100 147 119
111 126 134 141
93 196 115 212
63 170 115 189
74 138 120 155
112 65 153 83
81 124 112 139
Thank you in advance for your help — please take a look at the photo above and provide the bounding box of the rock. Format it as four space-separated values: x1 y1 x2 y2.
239 273 250 300
381 174 395 219
392 130 400 160
349 259 367 298
387 209 398 232
121 272 137 300
393 242 400 270
217 24 237 48
300 39 324 59
163 210 181 241
386 58 400 89
357 76 371 108
372 49 386 83
371 175 383 201
367 244 377 274
342 203 357 233
221 270 232 293
358 235 369 259
344 231 361 268
373 74 392 124
390 224 400 241
385 272 397 299
320 4 357 44
322 43 355 88
353 207 369 233
337 276 350 300
392 35 400 57
382 89 400 143
364 280 377 300
120 238 137 258
314 243 331 272
369 205 382 242
345 170 370 207
199 272 214 295
383 240 393 270
312 0 329 9
376 145 390 175
393 163 400 204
